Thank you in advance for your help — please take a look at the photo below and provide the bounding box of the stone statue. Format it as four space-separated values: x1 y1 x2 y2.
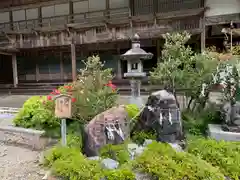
132 90 184 144
222 101 240 132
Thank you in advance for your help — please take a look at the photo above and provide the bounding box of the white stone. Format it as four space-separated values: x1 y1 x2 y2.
143 139 153 147
208 124 240 141
101 158 119 169
168 143 183 152
88 156 101 161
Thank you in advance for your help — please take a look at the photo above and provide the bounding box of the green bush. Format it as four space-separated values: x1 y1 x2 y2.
134 141 225 180
100 143 130 165
103 169 135 180
182 103 221 136
131 130 157 145
13 96 59 132
44 146 135 180
125 104 140 121
187 138 240 179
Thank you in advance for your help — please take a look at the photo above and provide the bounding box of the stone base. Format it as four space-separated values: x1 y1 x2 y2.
130 96 144 108
0 126 54 150
208 124 240 141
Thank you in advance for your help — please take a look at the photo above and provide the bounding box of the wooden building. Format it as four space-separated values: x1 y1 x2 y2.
0 0 237 88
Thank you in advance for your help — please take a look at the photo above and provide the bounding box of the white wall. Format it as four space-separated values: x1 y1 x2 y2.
205 0 240 17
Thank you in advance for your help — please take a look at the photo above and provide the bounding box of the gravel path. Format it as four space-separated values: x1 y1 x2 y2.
0 143 45 180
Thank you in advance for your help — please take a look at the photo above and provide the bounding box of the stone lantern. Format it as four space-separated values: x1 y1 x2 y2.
121 34 153 108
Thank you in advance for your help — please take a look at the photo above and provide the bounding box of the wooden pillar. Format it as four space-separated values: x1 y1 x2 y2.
71 43 77 81
156 39 161 61
200 14 206 52
12 54 18 87
60 52 64 82
35 51 40 81
116 46 122 79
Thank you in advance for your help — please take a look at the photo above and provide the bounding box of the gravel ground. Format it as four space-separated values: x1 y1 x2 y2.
0 143 45 180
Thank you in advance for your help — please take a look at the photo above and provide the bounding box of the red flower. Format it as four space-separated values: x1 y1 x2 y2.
105 81 117 91
47 96 52 101
64 86 72 91
71 98 76 103
51 89 60 95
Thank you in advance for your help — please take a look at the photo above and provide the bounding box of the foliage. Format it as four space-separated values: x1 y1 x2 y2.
182 103 222 136
103 169 135 180
134 141 225 180
13 96 59 134
100 143 130 165
150 32 219 110
232 45 240 55
44 146 103 180
71 55 118 123
187 138 240 179
125 104 140 121
131 130 157 145
44 146 135 180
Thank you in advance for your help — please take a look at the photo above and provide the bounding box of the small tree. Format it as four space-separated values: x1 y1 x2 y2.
150 32 219 110
72 55 118 122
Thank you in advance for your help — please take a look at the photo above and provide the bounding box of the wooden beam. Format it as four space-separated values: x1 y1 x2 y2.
205 13 240 26
0 51 13 56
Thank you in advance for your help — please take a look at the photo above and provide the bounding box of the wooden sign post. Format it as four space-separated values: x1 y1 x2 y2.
54 94 72 146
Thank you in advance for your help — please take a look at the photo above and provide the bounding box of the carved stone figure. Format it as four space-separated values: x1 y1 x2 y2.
132 90 184 143
83 105 130 157
222 101 240 132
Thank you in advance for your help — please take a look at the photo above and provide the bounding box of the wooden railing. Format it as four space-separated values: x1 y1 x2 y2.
0 7 131 32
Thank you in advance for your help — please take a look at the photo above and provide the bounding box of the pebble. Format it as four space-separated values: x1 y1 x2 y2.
0 143 45 180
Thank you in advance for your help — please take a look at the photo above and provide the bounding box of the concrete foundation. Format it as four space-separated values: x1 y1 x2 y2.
208 124 240 141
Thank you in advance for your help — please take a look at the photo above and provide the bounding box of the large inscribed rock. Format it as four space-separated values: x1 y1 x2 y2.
84 105 130 157
133 90 184 143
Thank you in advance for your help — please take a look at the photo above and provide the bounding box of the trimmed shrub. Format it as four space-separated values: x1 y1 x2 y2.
187 138 240 179
100 143 130 165
44 146 135 180
13 96 59 133
134 141 225 180
182 103 222 136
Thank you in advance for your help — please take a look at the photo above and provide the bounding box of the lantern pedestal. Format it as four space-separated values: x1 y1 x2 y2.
121 34 153 108
129 79 143 108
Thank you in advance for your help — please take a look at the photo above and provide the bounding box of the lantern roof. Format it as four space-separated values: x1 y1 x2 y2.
121 34 153 61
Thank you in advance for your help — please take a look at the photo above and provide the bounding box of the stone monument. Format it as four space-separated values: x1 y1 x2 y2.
132 90 184 144
121 34 153 108
83 105 130 157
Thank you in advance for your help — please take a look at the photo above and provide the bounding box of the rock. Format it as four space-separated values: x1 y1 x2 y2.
127 143 139 150
135 146 145 156
135 172 152 180
87 156 101 161
143 139 153 147
168 143 183 152
101 158 119 169
42 170 52 180
127 143 145 158
84 105 130 157
132 89 184 144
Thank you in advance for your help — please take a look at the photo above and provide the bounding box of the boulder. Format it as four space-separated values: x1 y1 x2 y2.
84 105 130 157
132 89 184 144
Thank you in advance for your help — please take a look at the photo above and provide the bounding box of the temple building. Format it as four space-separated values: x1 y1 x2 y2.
0 0 239 90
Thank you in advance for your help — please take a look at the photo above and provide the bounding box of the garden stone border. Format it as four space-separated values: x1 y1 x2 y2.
0 125 52 150
0 106 57 150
